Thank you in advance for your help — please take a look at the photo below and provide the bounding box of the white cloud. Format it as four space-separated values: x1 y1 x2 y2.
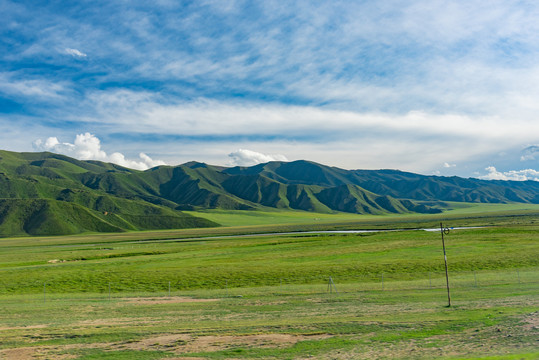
72 91 539 171
228 149 288 166
44 137 60 149
520 146 539 161
65 48 87 57
81 91 523 141
0 73 65 98
33 133 165 170
443 162 456 168
478 166 539 181
56 89 538 173
72 133 107 160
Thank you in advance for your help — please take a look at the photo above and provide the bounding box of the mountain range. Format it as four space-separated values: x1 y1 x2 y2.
2 149 539 236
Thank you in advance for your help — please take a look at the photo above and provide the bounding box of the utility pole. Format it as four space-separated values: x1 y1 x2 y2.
440 223 451 307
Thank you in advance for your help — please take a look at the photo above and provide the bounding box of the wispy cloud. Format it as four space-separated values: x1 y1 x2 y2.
35 88 539 173
520 146 539 161
0 72 66 99
65 48 87 57
73 90 525 140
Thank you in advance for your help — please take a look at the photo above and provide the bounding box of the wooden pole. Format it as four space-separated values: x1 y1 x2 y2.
440 223 451 307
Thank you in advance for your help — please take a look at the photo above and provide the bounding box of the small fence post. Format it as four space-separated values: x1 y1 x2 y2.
428 272 432 288
168 281 171 297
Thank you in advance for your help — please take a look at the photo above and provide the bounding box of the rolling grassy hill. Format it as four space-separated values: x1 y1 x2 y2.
2 150 539 236
0 151 218 236
225 160 539 203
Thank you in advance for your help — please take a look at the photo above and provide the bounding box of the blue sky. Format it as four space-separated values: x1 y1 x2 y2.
2 0 539 179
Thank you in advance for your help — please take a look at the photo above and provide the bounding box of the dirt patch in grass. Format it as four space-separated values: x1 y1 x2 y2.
114 333 331 354
0 324 47 331
521 311 538 330
0 346 77 360
0 347 38 360
250 300 288 306
0 343 109 360
356 321 537 360
122 296 220 305
75 317 158 327
47 259 67 264
0 333 330 358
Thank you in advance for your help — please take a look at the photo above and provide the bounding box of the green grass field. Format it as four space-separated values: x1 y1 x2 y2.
1 206 538 359
185 203 539 226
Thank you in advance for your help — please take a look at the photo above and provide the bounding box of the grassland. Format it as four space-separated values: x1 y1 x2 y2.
185 203 539 226
0 207 538 359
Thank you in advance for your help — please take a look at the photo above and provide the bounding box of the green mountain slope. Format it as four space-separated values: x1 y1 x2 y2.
285 184 332 213
0 199 122 236
3 150 539 236
224 160 351 186
225 160 539 204
0 151 218 236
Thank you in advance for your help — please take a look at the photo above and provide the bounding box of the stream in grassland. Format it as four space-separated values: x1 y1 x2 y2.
49 226 486 249
152 226 487 243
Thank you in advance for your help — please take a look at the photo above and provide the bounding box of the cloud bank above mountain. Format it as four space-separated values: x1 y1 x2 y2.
33 133 165 170
228 149 287 166
480 166 539 182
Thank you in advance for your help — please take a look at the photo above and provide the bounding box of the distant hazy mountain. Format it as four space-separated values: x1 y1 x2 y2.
2 150 539 236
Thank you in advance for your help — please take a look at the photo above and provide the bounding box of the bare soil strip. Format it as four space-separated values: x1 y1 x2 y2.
122 296 220 305
113 333 331 354
0 333 330 359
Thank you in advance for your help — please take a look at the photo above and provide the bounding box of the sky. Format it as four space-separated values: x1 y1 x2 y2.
2 0 539 179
